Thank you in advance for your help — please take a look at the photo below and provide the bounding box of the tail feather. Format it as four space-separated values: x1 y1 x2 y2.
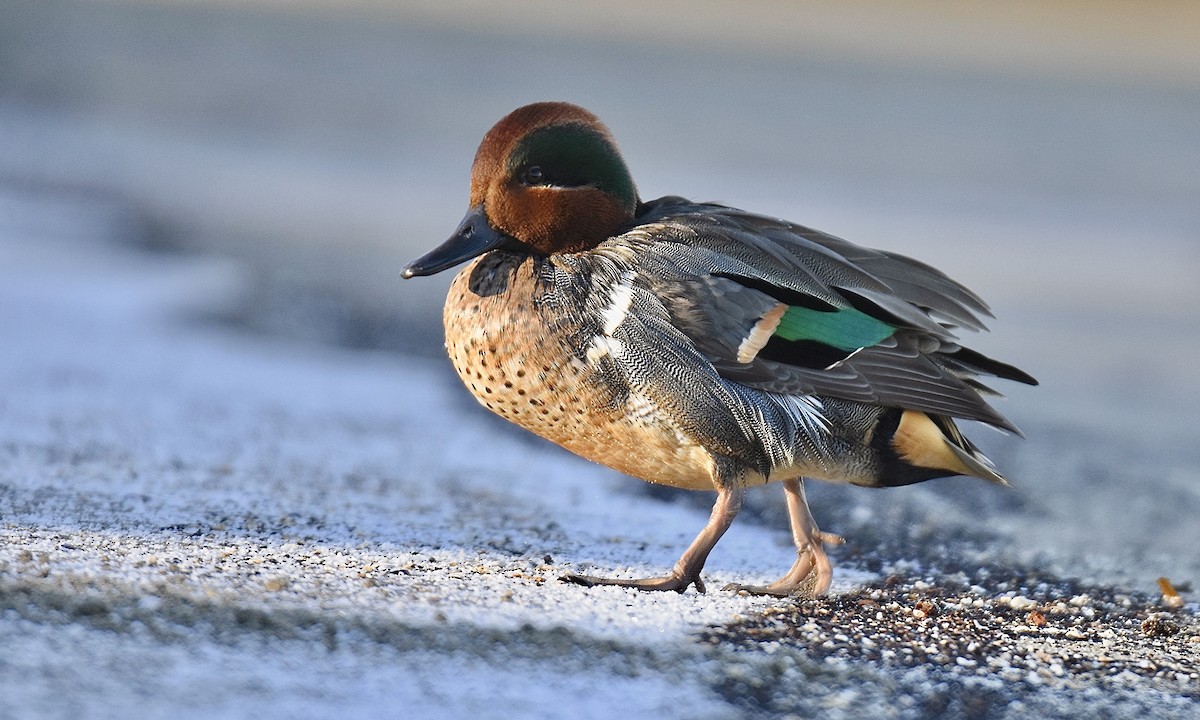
929 413 1010 486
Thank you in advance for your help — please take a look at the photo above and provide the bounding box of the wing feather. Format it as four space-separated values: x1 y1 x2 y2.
616 197 1036 433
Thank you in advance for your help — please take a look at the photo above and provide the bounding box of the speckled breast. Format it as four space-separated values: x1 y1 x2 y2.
442 251 719 490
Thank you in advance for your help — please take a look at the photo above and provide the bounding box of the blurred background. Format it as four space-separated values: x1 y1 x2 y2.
2 0 1198 587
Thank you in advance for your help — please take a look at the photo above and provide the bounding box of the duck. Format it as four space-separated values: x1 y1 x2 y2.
402 101 1036 596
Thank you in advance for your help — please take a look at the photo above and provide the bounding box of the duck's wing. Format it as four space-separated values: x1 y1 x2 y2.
620 197 1037 434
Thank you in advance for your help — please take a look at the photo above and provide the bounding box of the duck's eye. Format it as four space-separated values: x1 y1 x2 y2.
521 166 545 186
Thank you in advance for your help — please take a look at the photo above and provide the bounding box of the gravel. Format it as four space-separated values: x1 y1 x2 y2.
705 573 1198 705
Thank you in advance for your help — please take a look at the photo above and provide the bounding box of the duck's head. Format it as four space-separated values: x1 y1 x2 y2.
402 102 639 278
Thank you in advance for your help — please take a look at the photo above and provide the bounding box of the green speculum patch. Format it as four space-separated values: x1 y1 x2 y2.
774 305 896 351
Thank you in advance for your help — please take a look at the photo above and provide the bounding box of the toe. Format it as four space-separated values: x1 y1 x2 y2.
559 571 702 593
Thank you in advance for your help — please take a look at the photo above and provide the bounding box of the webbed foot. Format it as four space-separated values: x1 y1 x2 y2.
559 484 744 595
724 530 843 597
724 477 841 597
561 571 705 594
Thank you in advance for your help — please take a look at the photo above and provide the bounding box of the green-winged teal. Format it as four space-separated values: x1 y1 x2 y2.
403 102 1036 596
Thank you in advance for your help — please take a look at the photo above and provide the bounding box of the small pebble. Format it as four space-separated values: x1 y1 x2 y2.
1009 595 1037 611
1141 617 1177 637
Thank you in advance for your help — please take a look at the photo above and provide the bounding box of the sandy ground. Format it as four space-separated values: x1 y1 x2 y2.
2 1 1199 718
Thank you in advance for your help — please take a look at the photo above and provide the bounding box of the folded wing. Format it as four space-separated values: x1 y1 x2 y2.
622 197 1037 434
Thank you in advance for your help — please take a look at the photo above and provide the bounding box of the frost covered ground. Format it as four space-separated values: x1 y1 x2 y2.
3 178 1197 720
0 196 818 719
2 2 1199 718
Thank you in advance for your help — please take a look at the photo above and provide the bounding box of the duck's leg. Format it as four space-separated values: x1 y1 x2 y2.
725 477 842 597
562 484 744 594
